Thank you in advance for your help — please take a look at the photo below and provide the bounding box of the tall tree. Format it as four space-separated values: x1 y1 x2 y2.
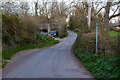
95 0 120 30
34 0 38 16
20 2 30 15
103 2 112 30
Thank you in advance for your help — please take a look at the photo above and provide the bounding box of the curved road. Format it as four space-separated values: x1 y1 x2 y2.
3 31 93 78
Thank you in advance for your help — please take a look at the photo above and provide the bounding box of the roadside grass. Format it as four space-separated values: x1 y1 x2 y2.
109 32 119 37
2 41 58 60
2 34 59 68
2 40 59 68
73 41 120 78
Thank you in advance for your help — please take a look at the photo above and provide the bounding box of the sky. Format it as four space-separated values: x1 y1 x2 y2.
0 0 118 2
0 0 119 23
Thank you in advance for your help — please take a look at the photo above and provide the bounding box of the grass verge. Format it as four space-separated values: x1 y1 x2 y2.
109 32 119 37
73 43 120 78
2 40 59 68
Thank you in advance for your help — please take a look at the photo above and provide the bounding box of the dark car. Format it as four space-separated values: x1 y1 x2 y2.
50 31 58 37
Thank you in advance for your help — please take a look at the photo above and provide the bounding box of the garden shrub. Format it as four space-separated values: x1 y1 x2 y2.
2 13 37 49
37 34 55 43
74 29 118 55
2 34 11 45
2 12 58 50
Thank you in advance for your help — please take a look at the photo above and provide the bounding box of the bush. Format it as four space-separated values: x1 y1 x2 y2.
110 27 115 31
75 32 103 54
69 15 88 33
2 34 11 45
37 34 55 42
74 30 118 55
2 13 37 49
59 31 68 39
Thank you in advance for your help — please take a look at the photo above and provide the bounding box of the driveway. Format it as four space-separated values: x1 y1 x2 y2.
3 30 94 78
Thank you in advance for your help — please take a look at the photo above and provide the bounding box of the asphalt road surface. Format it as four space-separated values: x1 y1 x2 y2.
3 30 93 78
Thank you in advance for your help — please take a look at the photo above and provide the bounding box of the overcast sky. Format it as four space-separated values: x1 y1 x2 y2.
0 0 119 23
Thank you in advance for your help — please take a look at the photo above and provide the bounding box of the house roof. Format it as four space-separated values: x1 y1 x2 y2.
110 23 117 27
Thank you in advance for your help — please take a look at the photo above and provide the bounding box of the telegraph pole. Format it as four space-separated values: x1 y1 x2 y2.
88 0 92 28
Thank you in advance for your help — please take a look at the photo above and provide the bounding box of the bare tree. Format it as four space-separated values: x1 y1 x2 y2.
34 0 38 16
1 2 20 14
20 2 30 15
95 0 120 30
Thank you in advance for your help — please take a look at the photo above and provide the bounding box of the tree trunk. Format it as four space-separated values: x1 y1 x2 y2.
87 1 92 28
35 1 38 16
103 2 112 54
103 2 112 31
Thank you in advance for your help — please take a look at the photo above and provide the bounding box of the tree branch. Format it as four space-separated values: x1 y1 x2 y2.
95 1 120 16
112 6 119 16
109 13 120 20
95 6 105 15
111 1 120 6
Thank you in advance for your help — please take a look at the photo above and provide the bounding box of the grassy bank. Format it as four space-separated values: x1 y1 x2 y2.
109 32 119 37
73 44 120 78
2 34 59 68
2 40 59 60
2 40 59 68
